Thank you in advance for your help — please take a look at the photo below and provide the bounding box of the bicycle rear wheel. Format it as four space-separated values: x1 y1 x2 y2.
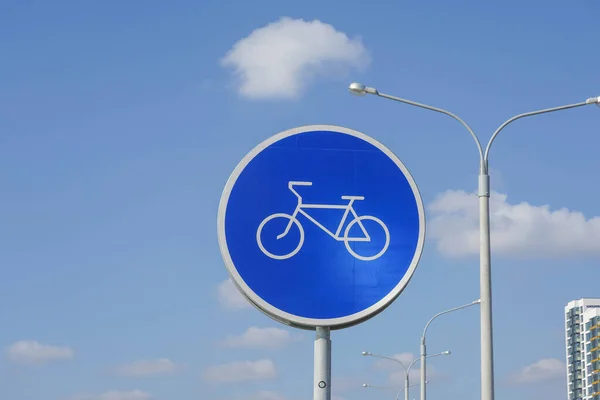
343 216 390 261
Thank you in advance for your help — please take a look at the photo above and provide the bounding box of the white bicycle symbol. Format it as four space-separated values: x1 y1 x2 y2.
256 181 390 261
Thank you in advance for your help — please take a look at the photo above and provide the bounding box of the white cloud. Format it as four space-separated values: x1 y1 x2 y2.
217 278 251 309
221 327 298 349
69 390 150 400
221 17 370 99
509 358 565 384
114 358 179 377
6 340 73 365
202 359 277 383
428 190 600 258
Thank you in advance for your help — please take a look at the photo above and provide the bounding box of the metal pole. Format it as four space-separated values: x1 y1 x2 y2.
420 338 426 400
404 372 410 400
479 173 494 400
314 327 331 400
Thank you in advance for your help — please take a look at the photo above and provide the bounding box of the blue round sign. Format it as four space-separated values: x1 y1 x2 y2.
217 125 425 329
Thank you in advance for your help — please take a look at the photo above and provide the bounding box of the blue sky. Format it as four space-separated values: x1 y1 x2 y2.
1 1 599 400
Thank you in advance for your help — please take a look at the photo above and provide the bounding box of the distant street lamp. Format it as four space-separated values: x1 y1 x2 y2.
419 300 480 400
362 350 449 400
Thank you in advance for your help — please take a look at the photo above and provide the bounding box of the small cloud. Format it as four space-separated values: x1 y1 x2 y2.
221 327 298 349
69 390 150 400
428 190 600 259
221 17 370 99
114 358 179 377
217 278 251 310
509 358 565 385
6 340 73 365
202 359 277 383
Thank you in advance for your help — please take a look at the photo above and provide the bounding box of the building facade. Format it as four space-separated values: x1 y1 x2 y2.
566 298 600 400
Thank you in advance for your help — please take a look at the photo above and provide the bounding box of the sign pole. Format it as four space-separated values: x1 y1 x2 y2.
314 327 331 400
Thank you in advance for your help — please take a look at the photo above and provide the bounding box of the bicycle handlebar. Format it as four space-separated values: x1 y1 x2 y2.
288 181 311 200
288 181 313 187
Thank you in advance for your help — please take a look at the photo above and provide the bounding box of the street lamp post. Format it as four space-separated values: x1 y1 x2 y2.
349 82 599 400
362 350 450 400
420 300 480 400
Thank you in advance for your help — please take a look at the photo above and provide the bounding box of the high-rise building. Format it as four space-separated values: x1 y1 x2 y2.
565 298 600 400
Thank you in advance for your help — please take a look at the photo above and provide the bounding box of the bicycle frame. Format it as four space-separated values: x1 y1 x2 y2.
278 197 370 242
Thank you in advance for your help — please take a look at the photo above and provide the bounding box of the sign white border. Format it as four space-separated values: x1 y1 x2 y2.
217 125 426 330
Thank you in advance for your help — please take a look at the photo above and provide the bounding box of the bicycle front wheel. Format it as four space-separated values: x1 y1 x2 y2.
256 213 304 260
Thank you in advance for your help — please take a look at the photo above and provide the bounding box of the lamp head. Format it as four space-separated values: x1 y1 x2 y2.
362 383 369 388
348 82 377 96
349 82 367 96
442 350 451 355
586 96 600 106
361 351 371 356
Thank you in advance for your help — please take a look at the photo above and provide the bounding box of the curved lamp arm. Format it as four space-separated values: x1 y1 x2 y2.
362 351 408 373
422 300 481 341
348 82 484 170
375 90 485 171
484 98 597 163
